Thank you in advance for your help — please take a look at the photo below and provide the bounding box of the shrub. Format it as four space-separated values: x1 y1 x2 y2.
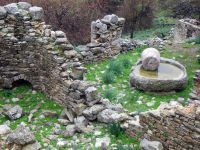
108 61 123 75
103 89 117 100
121 58 131 68
102 71 115 84
108 122 125 137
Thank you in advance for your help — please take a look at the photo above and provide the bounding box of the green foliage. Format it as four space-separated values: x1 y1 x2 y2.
54 45 62 54
108 123 125 137
103 88 117 100
188 36 200 45
108 60 124 75
121 58 131 68
85 43 200 112
102 71 115 84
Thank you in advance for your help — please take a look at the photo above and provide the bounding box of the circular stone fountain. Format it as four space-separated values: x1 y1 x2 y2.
130 48 188 92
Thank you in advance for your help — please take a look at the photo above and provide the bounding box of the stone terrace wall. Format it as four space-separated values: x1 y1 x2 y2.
174 19 200 43
0 2 99 112
140 102 200 150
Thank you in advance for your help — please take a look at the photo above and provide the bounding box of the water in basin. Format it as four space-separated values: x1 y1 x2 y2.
134 63 184 80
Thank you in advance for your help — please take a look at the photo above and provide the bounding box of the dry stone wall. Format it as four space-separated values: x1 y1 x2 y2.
140 102 200 150
174 19 200 43
77 14 138 63
0 2 98 113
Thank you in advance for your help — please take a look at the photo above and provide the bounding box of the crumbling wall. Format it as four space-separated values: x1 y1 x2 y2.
77 14 137 63
174 19 200 43
140 102 200 150
0 2 99 112
0 2 131 124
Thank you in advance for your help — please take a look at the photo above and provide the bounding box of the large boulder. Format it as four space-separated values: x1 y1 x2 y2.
29 6 44 21
139 139 163 150
6 125 36 145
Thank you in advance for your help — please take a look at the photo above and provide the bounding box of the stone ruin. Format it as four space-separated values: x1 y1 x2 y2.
0 2 131 127
0 2 200 150
77 14 136 63
174 19 200 43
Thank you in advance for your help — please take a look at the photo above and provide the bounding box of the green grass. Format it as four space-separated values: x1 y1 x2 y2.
0 85 138 149
85 44 200 112
0 85 63 146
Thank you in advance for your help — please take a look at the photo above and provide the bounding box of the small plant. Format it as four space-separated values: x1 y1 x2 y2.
103 88 117 100
102 71 115 84
3 90 13 98
108 60 123 75
121 58 131 68
108 123 125 137
54 45 62 54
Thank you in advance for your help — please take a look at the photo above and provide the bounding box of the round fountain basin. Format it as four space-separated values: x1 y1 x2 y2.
129 58 188 92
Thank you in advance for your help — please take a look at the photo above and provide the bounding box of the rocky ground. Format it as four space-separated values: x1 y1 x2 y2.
0 85 139 149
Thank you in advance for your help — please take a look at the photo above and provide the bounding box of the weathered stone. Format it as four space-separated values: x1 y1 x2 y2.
174 19 200 43
22 141 41 150
74 116 88 126
74 103 87 116
85 86 99 102
83 104 105 120
42 110 58 118
4 3 18 14
0 6 7 19
29 6 44 21
4 105 23 120
18 2 32 10
55 31 66 38
141 48 160 71
97 109 128 123
95 136 110 148
63 124 76 137
0 124 11 135
60 108 74 122
6 125 36 145
139 139 163 150
102 14 118 24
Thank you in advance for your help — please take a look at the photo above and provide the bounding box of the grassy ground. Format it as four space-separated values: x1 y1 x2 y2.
123 17 176 40
85 43 200 112
0 85 139 149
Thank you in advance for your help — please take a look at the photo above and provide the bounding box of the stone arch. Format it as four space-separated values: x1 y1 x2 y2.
12 79 32 88
10 75 33 89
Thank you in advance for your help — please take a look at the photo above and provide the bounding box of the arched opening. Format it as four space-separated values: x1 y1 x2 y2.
12 79 32 89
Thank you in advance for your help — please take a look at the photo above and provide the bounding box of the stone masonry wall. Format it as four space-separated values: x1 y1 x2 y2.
174 19 200 43
77 14 138 63
0 2 99 113
140 102 200 150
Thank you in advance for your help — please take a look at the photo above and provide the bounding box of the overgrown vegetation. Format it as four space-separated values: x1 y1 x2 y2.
85 43 200 112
